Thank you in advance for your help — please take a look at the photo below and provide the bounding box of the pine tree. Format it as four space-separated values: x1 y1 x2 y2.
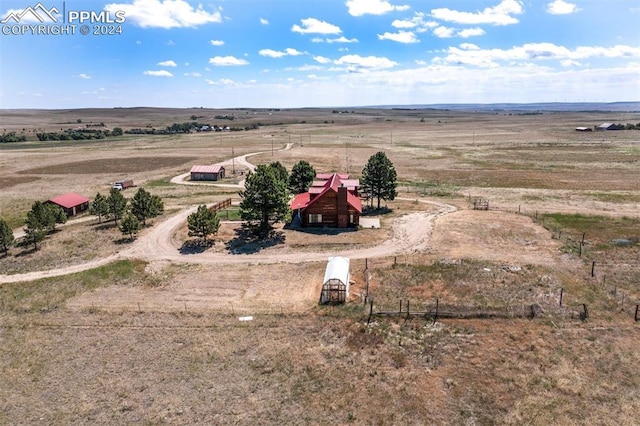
0 218 14 255
90 192 109 223
131 188 164 225
239 163 290 233
106 187 127 226
361 151 398 209
23 211 46 250
289 160 316 194
187 205 220 243
119 213 141 240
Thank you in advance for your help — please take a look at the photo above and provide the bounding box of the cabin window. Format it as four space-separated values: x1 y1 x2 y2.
309 213 322 224
349 214 354 224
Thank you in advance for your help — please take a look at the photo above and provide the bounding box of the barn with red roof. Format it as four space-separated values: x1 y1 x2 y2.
48 192 90 216
290 173 361 228
190 164 225 181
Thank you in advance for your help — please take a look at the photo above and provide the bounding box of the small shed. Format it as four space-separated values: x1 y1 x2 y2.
320 256 350 305
190 164 225 181
48 192 90 216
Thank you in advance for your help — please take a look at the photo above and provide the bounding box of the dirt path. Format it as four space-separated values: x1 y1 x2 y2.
0 144 456 284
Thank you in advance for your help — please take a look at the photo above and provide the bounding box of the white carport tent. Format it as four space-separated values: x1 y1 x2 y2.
320 256 350 304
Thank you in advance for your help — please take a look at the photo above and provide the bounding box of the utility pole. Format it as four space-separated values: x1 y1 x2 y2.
232 147 235 174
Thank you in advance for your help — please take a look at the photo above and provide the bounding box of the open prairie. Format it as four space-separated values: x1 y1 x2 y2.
1 106 640 424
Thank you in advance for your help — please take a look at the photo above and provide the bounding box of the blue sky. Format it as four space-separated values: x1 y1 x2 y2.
0 0 638 108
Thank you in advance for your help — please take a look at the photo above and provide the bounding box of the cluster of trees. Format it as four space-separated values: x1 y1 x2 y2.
0 187 165 256
187 205 221 244
36 127 123 141
0 132 27 143
22 201 67 250
238 153 397 233
90 187 164 240
0 202 68 254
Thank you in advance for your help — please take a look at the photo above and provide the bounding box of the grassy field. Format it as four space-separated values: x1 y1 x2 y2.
1 106 640 424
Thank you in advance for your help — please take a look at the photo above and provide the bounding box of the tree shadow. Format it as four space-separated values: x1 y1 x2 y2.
93 222 117 231
180 239 214 254
14 247 38 257
225 226 285 254
114 237 136 245
284 223 358 236
361 206 394 216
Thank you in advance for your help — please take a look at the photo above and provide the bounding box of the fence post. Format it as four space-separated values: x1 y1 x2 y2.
581 232 586 245
580 304 589 321
367 299 373 325
434 298 439 325
559 288 564 307
635 305 639 322
591 261 596 278
399 300 402 313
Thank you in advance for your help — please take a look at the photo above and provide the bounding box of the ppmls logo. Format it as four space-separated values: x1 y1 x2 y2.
1 2 59 23
2 2 125 36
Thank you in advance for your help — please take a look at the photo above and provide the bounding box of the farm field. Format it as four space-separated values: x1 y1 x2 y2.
1 106 640 424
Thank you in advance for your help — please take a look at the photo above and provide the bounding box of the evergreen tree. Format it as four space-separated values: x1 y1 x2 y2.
119 213 141 240
289 160 316 194
106 187 127 226
361 151 398 209
239 163 290 233
187 205 220 243
90 192 109 223
130 188 164 225
0 218 14 255
23 211 46 250
269 161 289 184
29 201 66 233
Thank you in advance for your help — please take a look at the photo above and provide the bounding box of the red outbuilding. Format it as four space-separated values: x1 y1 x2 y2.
48 192 90 216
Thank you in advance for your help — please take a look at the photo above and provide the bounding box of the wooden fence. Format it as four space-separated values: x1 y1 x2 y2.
209 198 232 213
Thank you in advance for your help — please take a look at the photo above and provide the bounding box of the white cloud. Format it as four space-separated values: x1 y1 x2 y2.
143 70 173 77
561 59 581 67
292 17 342 34
327 36 359 43
184 72 202 77
104 0 222 28
209 56 249 66
77 73 91 79
546 0 581 15
346 0 410 17
259 48 305 58
431 0 524 26
314 55 332 64
433 26 455 38
392 12 438 31
437 43 640 68
166 40 176 46
457 27 486 38
210 40 224 46
335 54 398 70
378 31 419 43
157 60 177 67
205 78 238 86
260 18 269 25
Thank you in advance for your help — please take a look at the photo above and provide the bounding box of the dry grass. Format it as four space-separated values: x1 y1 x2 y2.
2 107 640 424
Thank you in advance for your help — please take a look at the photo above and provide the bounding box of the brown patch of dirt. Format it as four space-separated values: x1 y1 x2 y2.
19 156 196 174
431 209 573 267
0 175 41 189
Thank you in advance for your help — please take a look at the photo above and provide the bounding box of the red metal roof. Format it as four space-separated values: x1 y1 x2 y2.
190 164 224 174
48 192 90 209
290 173 362 213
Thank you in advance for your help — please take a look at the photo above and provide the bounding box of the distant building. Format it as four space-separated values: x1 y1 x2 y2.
290 173 361 228
575 127 592 132
48 192 90 216
596 123 620 131
190 165 225 181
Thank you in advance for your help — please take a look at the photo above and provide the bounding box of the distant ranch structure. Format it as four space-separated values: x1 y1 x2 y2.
190 165 225 181
48 192 90 216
